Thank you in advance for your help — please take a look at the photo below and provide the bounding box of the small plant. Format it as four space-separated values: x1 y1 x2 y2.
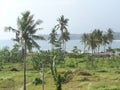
56 74 62 90
97 69 108 73
61 70 73 83
33 78 42 85
10 68 18 71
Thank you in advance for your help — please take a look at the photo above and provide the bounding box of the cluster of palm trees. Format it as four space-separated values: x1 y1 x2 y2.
49 15 70 51
4 11 70 90
81 28 114 54
4 10 114 90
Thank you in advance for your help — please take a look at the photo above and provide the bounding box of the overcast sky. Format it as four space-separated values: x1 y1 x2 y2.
0 0 120 40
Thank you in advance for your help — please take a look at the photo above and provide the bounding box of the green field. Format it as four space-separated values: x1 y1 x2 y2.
0 55 120 90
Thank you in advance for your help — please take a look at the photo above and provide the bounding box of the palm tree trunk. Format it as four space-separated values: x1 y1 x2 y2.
23 44 26 90
64 41 66 51
84 43 85 53
104 45 106 52
42 64 44 90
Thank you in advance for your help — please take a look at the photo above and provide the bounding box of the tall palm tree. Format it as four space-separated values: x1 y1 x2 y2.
55 15 69 51
92 29 103 53
5 11 44 90
87 32 97 54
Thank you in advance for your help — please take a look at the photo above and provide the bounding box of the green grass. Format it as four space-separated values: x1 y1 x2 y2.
0 56 120 90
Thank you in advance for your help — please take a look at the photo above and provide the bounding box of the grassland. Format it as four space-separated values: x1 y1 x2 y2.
0 55 120 90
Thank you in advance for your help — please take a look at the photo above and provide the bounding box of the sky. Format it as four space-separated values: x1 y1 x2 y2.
0 0 120 40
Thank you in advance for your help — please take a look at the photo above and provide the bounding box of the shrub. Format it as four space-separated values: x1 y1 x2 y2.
66 53 84 58
33 78 42 85
60 70 73 83
115 71 120 74
10 68 18 71
97 69 108 73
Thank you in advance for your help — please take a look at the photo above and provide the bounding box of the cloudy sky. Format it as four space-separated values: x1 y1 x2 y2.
0 0 120 39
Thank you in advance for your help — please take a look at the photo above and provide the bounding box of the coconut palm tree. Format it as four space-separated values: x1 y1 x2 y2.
92 29 103 53
81 33 89 53
102 34 109 52
5 11 44 90
62 30 70 51
107 28 114 47
49 28 58 50
87 32 97 54
55 15 69 51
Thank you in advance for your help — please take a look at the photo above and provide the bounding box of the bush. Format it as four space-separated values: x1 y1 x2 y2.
66 53 89 58
10 68 18 71
60 70 73 83
97 69 108 73
33 78 42 85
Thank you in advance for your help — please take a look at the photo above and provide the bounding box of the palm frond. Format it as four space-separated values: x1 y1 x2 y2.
32 35 45 40
30 38 40 50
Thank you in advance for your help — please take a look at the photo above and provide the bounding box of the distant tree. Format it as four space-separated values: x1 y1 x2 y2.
0 47 10 69
102 34 109 52
87 32 97 54
31 51 50 90
1 46 10 62
49 28 58 50
72 46 81 54
55 15 70 51
10 44 22 62
81 33 89 53
5 11 44 90
107 28 114 47
92 29 103 53
62 30 70 51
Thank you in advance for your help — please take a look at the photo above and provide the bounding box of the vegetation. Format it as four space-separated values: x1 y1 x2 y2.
0 51 120 90
80 29 114 54
55 15 70 51
5 11 44 90
0 10 119 90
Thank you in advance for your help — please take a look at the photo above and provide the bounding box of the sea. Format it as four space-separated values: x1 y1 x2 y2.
0 40 120 52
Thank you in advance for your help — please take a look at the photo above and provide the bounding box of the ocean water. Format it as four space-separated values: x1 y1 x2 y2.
0 40 120 52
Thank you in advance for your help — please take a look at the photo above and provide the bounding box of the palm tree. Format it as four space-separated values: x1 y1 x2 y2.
62 30 70 51
92 29 103 53
81 33 89 53
107 28 114 47
102 34 109 52
5 11 44 90
49 28 58 50
55 15 69 51
87 32 97 54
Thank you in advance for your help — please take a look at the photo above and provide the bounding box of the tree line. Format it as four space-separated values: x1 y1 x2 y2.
81 29 114 54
